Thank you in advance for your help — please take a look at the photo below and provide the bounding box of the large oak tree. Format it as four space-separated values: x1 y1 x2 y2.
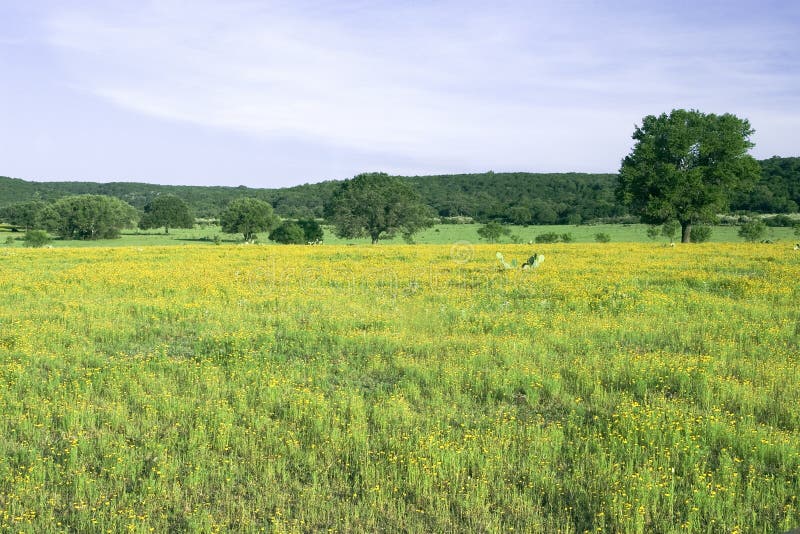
617 109 760 242
220 198 279 242
139 194 194 234
325 173 433 244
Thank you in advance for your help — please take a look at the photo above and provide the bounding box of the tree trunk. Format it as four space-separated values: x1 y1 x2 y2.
165 227 170 234
681 221 692 243
371 235 379 244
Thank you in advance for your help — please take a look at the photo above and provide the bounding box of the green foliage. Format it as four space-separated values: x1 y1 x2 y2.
220 198 279 242
646 225 661 240
4 236 14 245
477 221 511 243
733 156 800 213
139 194 194 234
618 109 761 242
690 224 713 243
795 224 800 237
297 219 324 243
23 229 51 248
560 233 574 243
594 232 611 243
2 154 797 224
763 214 796 227
535 232 560 244
738 219 767 242
325 172 433 244
269 221 306 244
661 220 680 242
0 199 58 231
52 195 138 240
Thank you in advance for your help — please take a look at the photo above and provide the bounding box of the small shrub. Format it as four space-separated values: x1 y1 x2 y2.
661 220 680 242
646 225 661 240
23 230 51 248
535 232 560 244
4 236 14 245
764 214 796 227
738 220 767 242
477 222 511 243
594 232 611 243
560 233 574 243
690 225 712 243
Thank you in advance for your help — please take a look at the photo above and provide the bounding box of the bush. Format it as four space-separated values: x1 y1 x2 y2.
646 225 661 240
297 219 324 243
738 220 767 242
23 230 51 248
560 233 574 243
269 221 307 244
661 220 680 242
764 214 796 227
690 225 712 243
534 232 560 244
4 236 16 245
594 232 611 243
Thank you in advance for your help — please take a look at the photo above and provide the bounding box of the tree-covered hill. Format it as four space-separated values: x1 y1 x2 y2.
2 156 797 222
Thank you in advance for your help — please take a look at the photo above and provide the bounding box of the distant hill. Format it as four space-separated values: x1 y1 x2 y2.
2 156 798 223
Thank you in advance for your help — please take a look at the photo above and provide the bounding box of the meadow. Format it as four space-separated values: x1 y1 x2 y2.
1 243 799 532
1 222 798 248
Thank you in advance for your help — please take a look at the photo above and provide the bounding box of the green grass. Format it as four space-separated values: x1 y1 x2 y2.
1 223 797 248
1 244 799 532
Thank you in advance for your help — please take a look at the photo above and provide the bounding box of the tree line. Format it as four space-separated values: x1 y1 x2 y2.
2 156 798 223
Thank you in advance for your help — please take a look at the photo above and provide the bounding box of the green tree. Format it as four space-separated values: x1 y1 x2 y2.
325 172 433 244
661 220 680 242
617 109 760 242
139 195 193 234
297 219 324 243
738 219 767 242
269 221 306 244
52 195 138 240
0 200 54 231
220 198 278 242
477 221 511 243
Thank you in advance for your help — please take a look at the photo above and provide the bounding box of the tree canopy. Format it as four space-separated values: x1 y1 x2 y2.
325 172 433 244
51 195 138 240
220 198 279 241
617 109 761 242
268 221 307 244
139 194 194 234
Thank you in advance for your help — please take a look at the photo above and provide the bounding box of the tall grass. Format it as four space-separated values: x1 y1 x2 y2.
0 243 798 532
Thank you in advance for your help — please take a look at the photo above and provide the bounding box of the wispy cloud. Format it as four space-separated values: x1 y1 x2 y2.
11 0 800 182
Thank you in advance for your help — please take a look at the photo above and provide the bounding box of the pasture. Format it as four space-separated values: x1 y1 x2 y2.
1 222 798 248
0 243 799 532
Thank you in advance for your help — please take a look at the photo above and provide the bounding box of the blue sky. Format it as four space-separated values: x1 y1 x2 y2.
1 1 798 187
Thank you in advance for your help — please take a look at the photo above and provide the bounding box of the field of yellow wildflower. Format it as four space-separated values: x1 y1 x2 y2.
1 243 799 532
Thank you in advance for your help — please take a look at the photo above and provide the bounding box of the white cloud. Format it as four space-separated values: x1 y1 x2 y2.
41 0 800 179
